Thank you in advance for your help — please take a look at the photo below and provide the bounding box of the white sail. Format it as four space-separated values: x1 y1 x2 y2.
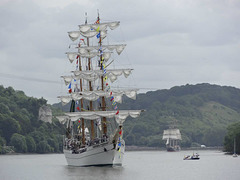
57 116 70 124
62 69 133 84
68 31 81 41
73 69 133 82
58 89 138 105
56 110 142 125
68 30 106 39
166 138 169 145
68 22 120 41
101 30 107 39
66 44 126 63
66 51 112 63
78 44 126 55
66 52 78 63
79 22 120 33
80 52 99 59
162 129 182 140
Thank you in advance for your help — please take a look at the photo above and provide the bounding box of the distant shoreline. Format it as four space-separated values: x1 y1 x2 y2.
125 146 223 151
0 146 224 155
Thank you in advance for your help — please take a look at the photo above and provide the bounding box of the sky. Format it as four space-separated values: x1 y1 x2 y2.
0 0 240 104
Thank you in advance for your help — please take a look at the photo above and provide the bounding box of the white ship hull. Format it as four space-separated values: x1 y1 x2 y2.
64 142 125 167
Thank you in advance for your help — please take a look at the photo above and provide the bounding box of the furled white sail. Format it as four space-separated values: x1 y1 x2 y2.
162 129 182 140
66 52 78 63
80 52 99 59
56 110 142 125
68 29 107 39
58 89 138 105
78 44 126 55
57 116 70 124
62 69 133 84
73 69 133 82
81 30 98 38
79 22 120 33
66 51 112 63
68 31 81 41
68 22 120 41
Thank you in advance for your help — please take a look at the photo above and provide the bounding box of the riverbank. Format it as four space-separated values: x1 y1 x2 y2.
125 145 223 151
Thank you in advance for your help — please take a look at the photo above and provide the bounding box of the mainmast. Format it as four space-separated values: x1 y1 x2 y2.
79 56 85 145
97 12 107 136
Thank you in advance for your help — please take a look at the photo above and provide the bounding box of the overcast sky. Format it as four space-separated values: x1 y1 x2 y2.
0 0 240 104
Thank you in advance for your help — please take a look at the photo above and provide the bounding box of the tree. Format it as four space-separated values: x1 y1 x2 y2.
29 130 45 144
47 138 59 152
0 103 11 114
0 114 21 143
224 122 240 154
148 135 163 147
36 141 52 153
202 127 226 146
25 136 36 153
12 112 32 135
10 133 27 153
0 136 6 154
0 136 5 146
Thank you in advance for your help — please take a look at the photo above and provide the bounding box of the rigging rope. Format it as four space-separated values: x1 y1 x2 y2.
0 72 60 84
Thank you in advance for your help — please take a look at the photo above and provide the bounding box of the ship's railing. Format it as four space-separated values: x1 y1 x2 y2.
63 135 111 154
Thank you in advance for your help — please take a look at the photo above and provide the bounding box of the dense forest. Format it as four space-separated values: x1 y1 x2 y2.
0 86 64 154
1 83 240 154
120 83 240 149
224 121 240 154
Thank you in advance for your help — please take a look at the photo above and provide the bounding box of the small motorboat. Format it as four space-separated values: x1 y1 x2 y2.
233 153 238 158
183 153 200 160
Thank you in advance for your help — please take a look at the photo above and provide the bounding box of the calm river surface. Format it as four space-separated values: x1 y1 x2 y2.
0 150 239 180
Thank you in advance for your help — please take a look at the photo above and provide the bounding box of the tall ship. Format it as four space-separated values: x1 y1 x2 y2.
162 128 182 152
56 13 143 166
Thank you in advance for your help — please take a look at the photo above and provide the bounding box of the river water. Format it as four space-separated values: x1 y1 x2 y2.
0 150 239 180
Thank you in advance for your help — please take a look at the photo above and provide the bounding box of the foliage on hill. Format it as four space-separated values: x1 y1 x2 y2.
224 122 240 154
0 85 64 154
119 83 240 148
1 83 240 153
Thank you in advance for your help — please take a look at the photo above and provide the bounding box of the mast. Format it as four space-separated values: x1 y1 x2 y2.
97 12 107 136
78 44 85 145
85 12 95 140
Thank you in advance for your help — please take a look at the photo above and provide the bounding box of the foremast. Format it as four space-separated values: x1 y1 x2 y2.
85 19 95 140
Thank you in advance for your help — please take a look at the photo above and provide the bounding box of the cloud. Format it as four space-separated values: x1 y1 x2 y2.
0 0 240 104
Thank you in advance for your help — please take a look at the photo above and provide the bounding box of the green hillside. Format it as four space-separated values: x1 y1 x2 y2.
120 83 240 148
1 83 240 154
0 86 64 154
